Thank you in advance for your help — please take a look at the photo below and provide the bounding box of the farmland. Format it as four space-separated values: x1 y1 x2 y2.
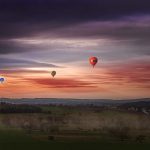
0 102 150 149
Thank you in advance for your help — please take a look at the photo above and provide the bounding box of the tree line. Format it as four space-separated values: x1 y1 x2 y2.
0 103 42 113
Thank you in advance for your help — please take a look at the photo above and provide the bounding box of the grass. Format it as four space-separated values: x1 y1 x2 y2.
1 142 150 150
0 130 150 150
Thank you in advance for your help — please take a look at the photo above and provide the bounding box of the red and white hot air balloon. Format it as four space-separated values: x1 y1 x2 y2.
89 56 98 68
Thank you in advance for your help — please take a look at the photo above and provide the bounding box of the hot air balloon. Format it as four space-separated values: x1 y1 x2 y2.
51 71 56 77
89 57 98 67
0 77 5 83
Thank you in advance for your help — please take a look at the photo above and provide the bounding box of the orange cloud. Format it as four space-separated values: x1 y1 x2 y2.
95 61 150 89
26 77 97 88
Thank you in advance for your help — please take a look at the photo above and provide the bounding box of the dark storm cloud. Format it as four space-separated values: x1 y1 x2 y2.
1 0 150 22
0 0 150 39
0 0 150 59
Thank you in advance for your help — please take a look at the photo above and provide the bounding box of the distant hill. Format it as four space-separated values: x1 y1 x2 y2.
118 100 150 115
0 98 150 106
119 101 150 108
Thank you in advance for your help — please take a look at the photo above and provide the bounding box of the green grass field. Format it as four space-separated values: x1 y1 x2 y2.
0 129 150 150
0 106 150 150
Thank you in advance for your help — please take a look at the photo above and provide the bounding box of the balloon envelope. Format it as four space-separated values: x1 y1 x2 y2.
51 71 56 77
0 78 5 83
89 57 98 67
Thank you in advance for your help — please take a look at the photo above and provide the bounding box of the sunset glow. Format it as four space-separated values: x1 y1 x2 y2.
0 0 150 99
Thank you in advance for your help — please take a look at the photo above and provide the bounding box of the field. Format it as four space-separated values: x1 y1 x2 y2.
0 105 150 149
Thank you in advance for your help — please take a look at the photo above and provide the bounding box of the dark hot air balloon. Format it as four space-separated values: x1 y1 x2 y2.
89 57 98 67
51 71 56 77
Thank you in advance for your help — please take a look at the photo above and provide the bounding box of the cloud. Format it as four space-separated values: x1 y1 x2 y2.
0 69 49 75
1 0 150 60
1 0 150 23
27 77 97 88
0 0 150 39
96 60 150 88
45 16 150 44
0 40 32 54
0 57 61 69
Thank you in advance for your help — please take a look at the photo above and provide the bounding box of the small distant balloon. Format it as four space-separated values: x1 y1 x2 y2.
0 77 5 83
89 56 98 67
51 71 56 77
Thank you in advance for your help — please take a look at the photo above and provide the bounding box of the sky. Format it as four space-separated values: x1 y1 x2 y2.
0 0 150 99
